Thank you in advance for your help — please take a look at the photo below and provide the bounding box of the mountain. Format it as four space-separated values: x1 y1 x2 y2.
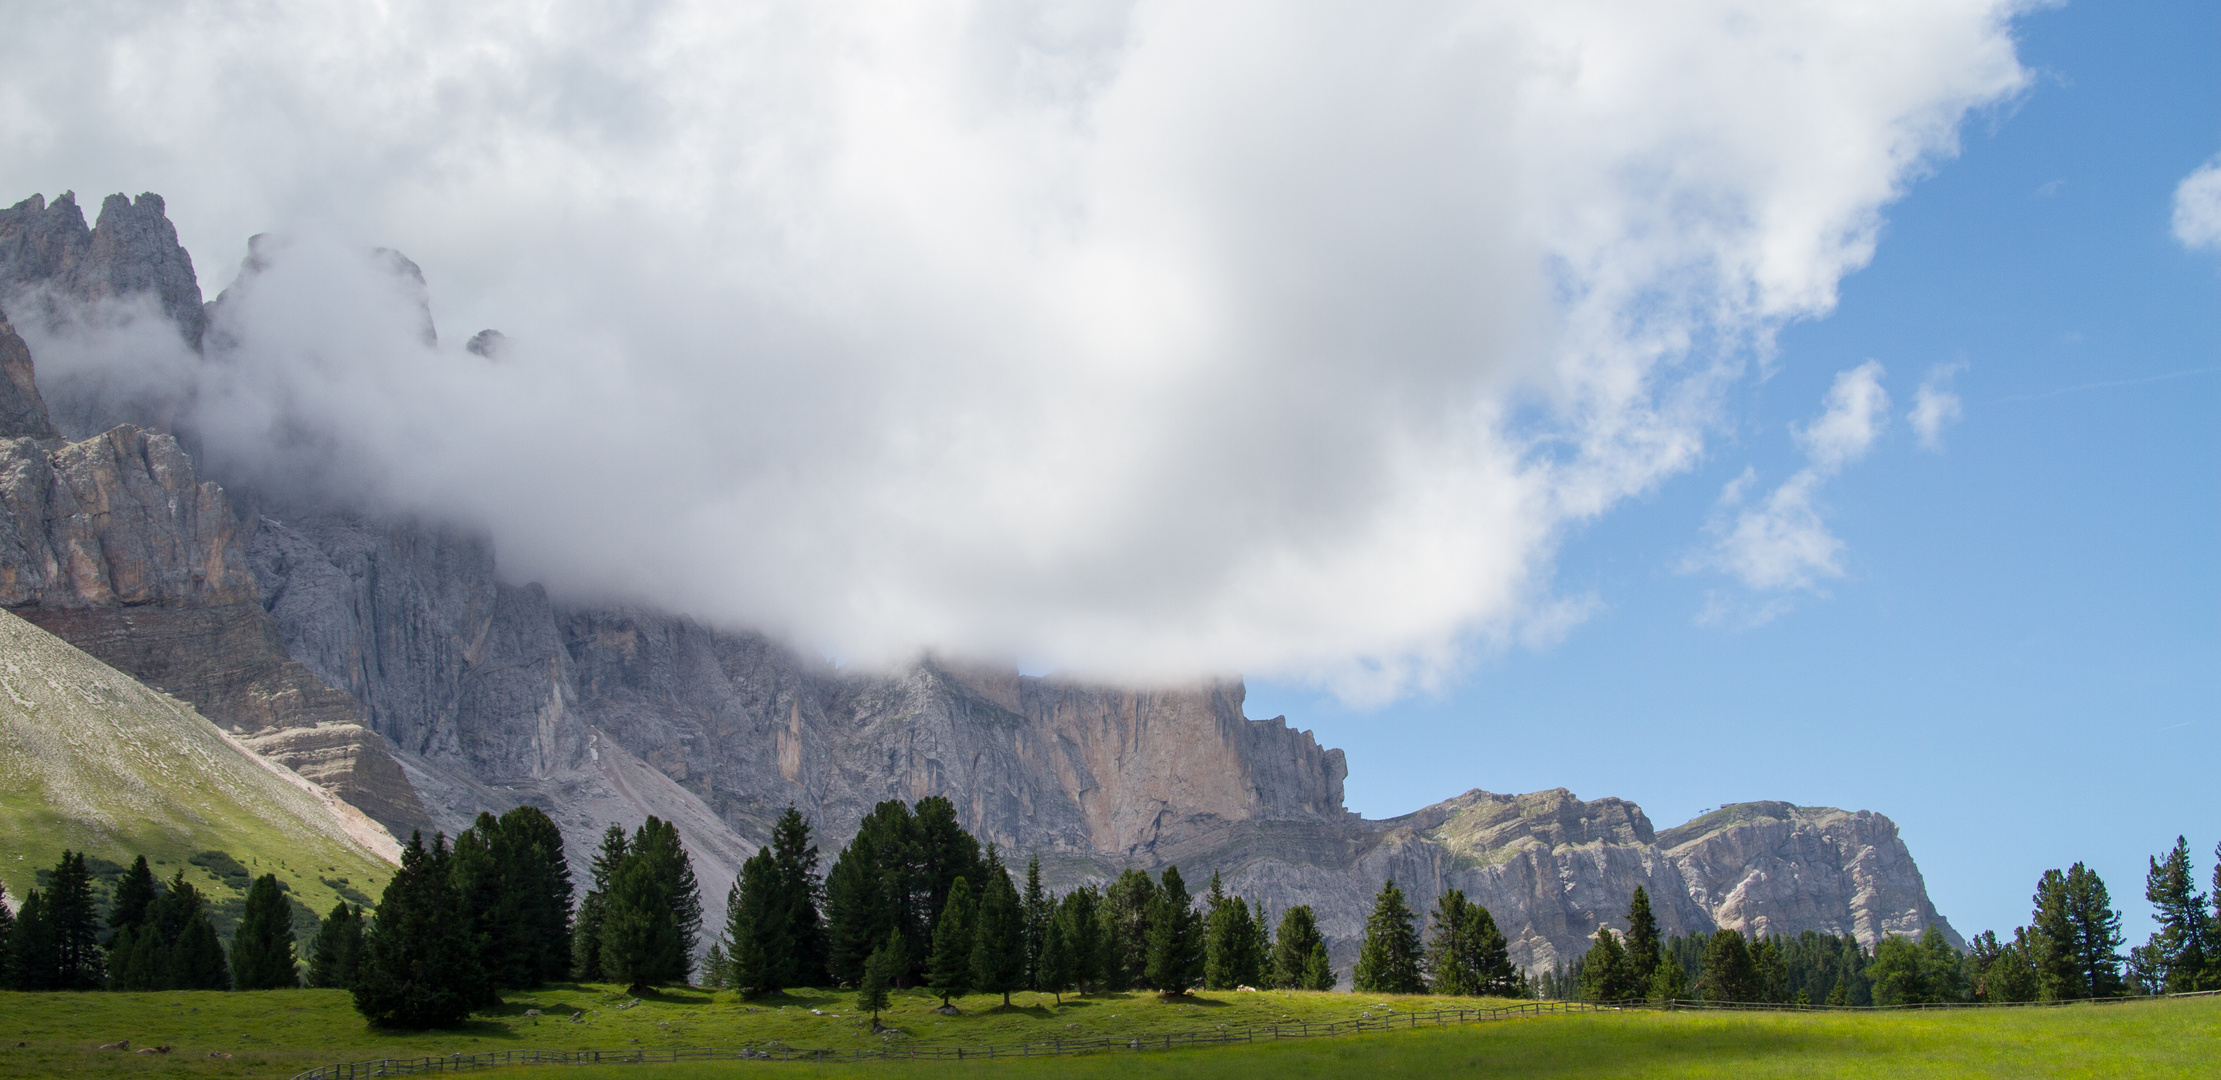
0 605 397 926
0 190 1963 975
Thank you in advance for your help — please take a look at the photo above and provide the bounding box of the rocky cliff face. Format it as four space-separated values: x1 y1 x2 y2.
0 192 206 348
0 189 1964 977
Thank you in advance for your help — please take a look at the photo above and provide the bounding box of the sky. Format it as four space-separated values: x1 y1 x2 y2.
1 1 2214 945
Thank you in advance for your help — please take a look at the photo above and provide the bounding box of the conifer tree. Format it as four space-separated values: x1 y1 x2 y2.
1204 882 1263 990
632 818 702 973
573 825 628 981
768 806 827 988
1648 949 1688 1001
1423 889 1480 995
495 806 574 987
701 939 732 989
1469 904 1518 997
1352 879 1424 995
1100 869 1157 991
915 797 984 940
729 848 792 997
970 852 1026 1006
43 851 105 990
1144 866 1202 995
858 928 900 1021
1057 887 1101 994
1037 911 1074 1003
1752 936 1788 1003
107 856 159 946
232 873 301 989
1625 887 1661 986
355 833 486 1027
1867 934 1930 1004
2032 863 2124 999
602 857 681 991
307 902 365 989
1021 855 1050 990
824 801 919 986
452 814 508 996
1696 929 1760 1002
1272 906 1329 991
6 890 51 990
2143 836 2214 993
1302 940 1336 991
171 906 232 991
1578 929 1638 1001
0 882 14 984
927 877 975 1006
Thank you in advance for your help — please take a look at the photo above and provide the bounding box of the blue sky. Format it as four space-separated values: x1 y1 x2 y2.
1252 0 2219 945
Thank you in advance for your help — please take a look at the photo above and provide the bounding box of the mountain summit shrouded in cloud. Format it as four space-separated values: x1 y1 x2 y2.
0 1 2033 699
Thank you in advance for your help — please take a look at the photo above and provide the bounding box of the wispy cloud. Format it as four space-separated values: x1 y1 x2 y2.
1691 361 1888 606
1910 362 1967 451
2173 154 2221 251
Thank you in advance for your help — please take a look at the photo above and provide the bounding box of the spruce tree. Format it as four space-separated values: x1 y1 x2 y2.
573 825 628 981
1352 879 1424 995
768 806 827 988
306 902 365 989
927 877 974 1006
1144 866 1202 995
1271 906 1327 991
1204 885 1263 990
0 882 14 985
2144 836 2214 992
1058 887 1101 994
858 928 900 1021
970 853 1025 1006
1696 929 1760 1002
602 856 681 992
452 814 510 995
1302 940 1336 991
355 833 486 1028
1625 887 1661 986
493 806 574 987
1100 869 1157 991
1752 936 1788 1002
824 801 918 986
7 890 50 990
232 873 301 990
730 848 793 997
44 851 105 990
108 856 159 946
915 797 984 939
1578 929 1637 1002
1037 910 1074 1003
1423 889 1479 995
1021 855 1050 991
1469 904 1518 997
171 909 233 991
1648 949 1688 1001
631 817 702 977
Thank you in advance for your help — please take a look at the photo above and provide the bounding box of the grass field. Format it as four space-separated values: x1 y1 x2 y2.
0 986 2213 1079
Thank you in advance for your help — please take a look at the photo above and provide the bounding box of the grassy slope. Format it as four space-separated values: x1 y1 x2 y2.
0 986 2213 1079
0 608 396 928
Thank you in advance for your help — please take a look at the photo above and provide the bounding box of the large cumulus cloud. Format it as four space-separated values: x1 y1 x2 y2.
0 0 2033 698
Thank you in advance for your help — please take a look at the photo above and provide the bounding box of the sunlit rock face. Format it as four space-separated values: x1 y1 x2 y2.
0 189 1960 976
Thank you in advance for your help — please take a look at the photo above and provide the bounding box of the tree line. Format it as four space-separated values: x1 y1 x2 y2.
700 798 1345 1016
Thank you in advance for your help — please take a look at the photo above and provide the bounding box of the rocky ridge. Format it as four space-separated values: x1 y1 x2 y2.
0 191 1963 974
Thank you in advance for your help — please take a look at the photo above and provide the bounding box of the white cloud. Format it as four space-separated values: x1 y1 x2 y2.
0 0 2035 697
1692 361 1889 598
1910 361 1967 451
2175 155 2221 251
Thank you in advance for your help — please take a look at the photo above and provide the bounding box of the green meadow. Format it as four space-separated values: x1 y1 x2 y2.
0 986 2213 1079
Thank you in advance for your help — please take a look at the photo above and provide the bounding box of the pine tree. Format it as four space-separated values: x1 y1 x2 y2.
452 814 509 997
971 852 1025 1006
1037 910 1074 1003
824 801 918 987
858 927 900 1021
1057 887 1101 994
1919 925 1966 1002
602 856 682 992
44 851 105 990
1100 869 1157 991
495 806 575 987
1752 936 1788 1003
1204 884 1263 990
1625 887 1661 986
7 890 51 990
1469 904 1518 997
702 939 732 989
730 848 793 997
768 806 827 988
2032 863 2124 999
1021 855 1050 991
171 907 233 991
1271 906 1328 991
0 882 14 985
1352 880 1424 995
1696 929 1760 1003
632 817 702 977
1423 889 1479 995
1578 929 1638 1002
232 873 301 989
915 796 984 943
1648 949 1688 1002
107 855 159 946
927 877 974 1006
573 825 628 981
1144 866 1202 995
1868 934 1930 1004
307 902 366 989
1302 940 1336 991
2144 836 2214 993
355 833 487 1028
